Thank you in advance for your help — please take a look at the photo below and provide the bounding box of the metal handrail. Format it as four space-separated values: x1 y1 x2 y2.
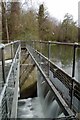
34 49 80 105
0 41 20 119
26 45 75 117
25 42 80 117
6 44 20 84
35 49 80 86
25 40 80 78
29 40 80 47
0 40 20 48
26 45 74 116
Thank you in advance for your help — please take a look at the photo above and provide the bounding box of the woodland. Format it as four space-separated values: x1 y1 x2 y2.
1 1 78 43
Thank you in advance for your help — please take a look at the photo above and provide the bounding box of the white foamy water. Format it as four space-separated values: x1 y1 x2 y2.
17 97 45 118
18 97 65 118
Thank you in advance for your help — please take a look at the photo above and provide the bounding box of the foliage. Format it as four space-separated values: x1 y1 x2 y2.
38 4 45 40
7 2 21 41
60 13 78 42
1 2 78 43
2 2 7 43
38 4 56 41
20 9 39 40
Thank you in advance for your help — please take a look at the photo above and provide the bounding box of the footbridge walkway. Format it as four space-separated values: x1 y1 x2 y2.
0 40 80 119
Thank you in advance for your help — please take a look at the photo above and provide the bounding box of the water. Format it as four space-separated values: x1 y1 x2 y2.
18 67 65 119
41 44 80 82
18 97 45 118
18 97 64 118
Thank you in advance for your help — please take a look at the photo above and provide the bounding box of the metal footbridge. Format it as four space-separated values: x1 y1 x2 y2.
0 40 80 119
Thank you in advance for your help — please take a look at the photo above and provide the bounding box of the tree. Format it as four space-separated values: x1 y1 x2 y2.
61 13 77 42
38 4 56 41
20 8 39 40
2 2 8 43
1 1 21 42
78 27 80 43
8 2 21 40
0 3 2 41
38 4 45 40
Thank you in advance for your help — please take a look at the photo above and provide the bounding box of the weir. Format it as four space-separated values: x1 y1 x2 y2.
0 40 80 119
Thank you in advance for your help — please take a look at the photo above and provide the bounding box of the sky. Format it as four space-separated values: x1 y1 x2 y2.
31 0 80 22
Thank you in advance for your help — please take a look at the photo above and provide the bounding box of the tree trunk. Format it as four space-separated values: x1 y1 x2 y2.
2 2 7 43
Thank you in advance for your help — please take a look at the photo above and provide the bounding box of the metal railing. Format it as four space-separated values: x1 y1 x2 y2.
29 40 80 78
21 40 80 118
0 41 21 119
25 45 74 118
1 40 79 119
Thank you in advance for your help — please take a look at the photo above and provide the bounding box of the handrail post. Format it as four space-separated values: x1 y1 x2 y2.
35 40 36 50
1 46 8 118
48 41 50 77
40 40 42 53
72 44 77 78
32 40 34 49
1 47 6 84
70 44 77 109
11 42 14 61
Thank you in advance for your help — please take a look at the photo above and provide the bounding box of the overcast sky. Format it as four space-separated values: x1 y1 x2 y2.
30 0 80 22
